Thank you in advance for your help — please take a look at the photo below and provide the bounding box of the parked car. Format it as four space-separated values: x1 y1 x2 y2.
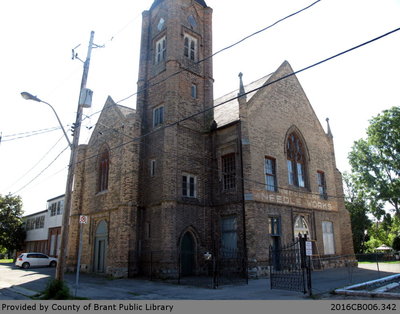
15 253 57 269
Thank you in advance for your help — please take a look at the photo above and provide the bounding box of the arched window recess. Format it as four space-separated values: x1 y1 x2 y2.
285 127 309 189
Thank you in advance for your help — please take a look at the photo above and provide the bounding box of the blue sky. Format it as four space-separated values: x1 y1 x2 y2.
1 0 399 215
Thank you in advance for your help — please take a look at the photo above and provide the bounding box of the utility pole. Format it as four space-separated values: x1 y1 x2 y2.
55 31 95 281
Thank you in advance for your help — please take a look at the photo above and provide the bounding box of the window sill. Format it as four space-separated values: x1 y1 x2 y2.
96 190 108 196
181 197 199 204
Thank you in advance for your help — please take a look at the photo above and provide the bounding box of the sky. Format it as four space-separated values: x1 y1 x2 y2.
0 0 399 216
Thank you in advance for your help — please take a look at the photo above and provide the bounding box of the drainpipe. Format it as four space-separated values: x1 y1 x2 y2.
238 121 249 284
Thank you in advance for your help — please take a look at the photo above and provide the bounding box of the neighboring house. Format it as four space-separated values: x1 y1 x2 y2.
23 195 64 257
66 0 354 279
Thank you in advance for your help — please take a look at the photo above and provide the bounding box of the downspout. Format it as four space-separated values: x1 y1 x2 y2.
238 121 249 284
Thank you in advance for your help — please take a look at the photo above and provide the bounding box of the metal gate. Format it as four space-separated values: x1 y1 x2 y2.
269 235 312 294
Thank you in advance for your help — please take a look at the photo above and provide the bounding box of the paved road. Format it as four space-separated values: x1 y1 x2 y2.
0 262 398 300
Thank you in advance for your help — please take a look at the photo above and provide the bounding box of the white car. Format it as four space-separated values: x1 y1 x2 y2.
15 253 57 269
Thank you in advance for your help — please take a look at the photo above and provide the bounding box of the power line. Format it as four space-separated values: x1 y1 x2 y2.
3 135 65 191
94 118 346 200
1 126 64 142
81 0 322 122
12 146 69 195
116 0 322 104
75 26 400 172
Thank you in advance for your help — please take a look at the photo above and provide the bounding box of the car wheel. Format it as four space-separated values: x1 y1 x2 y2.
22 262 30 269
50 261 57 267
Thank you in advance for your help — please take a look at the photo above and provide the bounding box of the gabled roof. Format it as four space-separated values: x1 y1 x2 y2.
213 73 273 127
151 0 207 10
87 96 135 146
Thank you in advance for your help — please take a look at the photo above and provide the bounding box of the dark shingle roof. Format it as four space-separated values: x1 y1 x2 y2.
151 0 207 10
213 73 273 127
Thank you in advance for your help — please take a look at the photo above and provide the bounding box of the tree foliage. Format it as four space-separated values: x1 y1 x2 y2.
393 235 400 252
0 194 25 254
343 173 372 253
348 106 400 217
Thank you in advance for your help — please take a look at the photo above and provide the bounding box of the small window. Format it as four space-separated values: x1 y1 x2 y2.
157 18 165 31
153 106 164 127
50 203 56 216
317 171 327 199
35 217 41 229
188 15 197 28
184 34 197 61
155 36 166 64
39 216 45 229
182 174 197 198
150 160 156 177
265 157 277 192
222 153 236 190
191 84 197 99
269 217 281 236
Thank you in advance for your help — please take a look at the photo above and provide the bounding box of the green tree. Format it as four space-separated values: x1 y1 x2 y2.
343 173 372 253
0 194 25 257
348 106 400 217
393 235 400 252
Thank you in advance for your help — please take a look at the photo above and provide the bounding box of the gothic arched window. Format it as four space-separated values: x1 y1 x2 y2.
98 148 109 192
286 132 307 188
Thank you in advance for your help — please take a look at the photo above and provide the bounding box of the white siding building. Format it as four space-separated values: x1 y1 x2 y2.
23 195 64 257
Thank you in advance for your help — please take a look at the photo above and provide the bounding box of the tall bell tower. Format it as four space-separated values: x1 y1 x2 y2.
136 0 214 277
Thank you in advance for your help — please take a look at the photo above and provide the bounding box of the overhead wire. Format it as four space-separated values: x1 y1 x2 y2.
81 0 323 122
1 126 64 142
93 118 346 200
11 146 69 195
3 135 66 192
73 26 400 182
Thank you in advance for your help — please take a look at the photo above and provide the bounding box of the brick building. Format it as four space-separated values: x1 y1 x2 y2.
67 0 354 278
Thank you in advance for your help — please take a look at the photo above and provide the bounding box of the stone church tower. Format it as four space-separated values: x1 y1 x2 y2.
135 0 215 277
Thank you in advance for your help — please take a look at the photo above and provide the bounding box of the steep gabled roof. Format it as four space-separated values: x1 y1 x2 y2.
87 96 135 146
151 0 208 10
213 73 273 127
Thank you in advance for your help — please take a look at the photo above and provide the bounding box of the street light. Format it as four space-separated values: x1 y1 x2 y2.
21 91 78 282
20 92 72 148
20 31 95 283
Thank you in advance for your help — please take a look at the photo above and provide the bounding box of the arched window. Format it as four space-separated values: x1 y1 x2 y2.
286 132 307 188
98 148 109 192
294 216 309 238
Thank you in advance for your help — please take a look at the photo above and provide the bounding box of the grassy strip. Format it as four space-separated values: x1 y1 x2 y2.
0 259 13 263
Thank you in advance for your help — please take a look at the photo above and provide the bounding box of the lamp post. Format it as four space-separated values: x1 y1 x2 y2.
21 31 95 282
20 91 78 282
20 92 72 148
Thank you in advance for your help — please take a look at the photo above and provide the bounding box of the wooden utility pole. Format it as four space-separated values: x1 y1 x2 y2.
55 31 95 281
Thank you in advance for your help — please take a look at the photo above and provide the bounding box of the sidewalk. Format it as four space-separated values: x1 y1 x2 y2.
2 264 398 300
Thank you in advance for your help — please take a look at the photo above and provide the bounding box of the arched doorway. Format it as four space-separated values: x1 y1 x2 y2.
94 220 107 273
294 216 310 238
180 232 195 276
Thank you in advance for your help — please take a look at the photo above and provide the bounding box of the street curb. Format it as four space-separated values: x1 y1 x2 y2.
9 285 39 297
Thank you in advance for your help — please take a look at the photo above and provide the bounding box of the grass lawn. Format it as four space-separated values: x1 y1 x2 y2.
0 259 13 263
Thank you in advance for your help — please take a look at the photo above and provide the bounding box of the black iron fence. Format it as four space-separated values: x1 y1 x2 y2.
138 248 247 289
269 235 312 295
